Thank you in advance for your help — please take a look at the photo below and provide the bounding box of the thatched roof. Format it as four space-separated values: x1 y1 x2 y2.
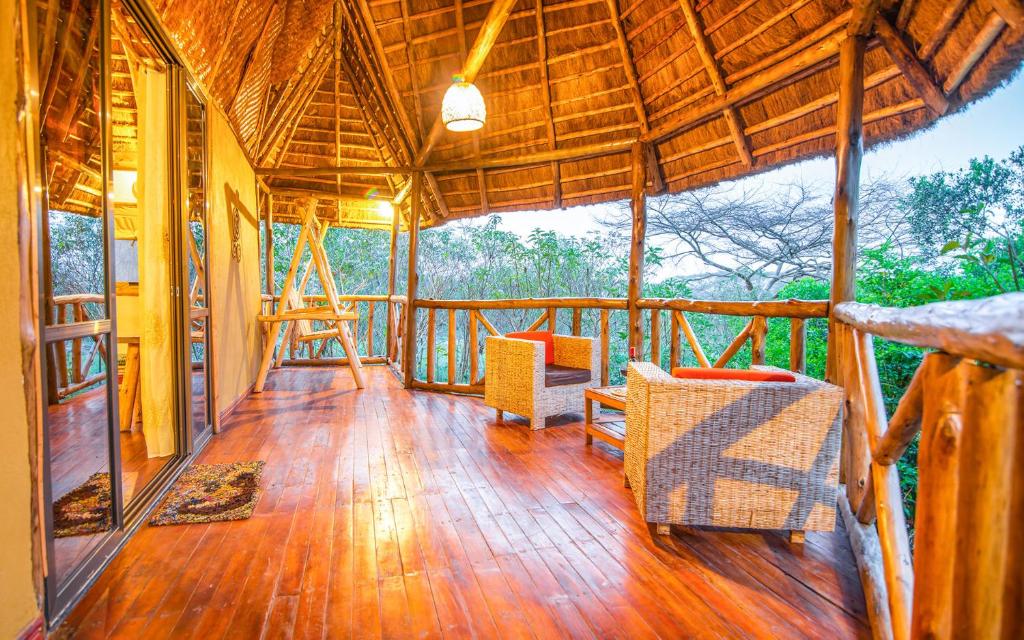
45 0 1024 227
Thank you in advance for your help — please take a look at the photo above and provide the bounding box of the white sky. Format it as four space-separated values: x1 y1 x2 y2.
471 72 1024 253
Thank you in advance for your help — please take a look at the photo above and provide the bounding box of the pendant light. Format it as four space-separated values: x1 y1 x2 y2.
441 74 486 132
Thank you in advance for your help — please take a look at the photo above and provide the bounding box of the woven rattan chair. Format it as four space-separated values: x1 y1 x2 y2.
624 361 843 539
484 333 600 430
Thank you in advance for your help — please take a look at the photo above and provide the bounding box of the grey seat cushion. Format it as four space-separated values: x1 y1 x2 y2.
544 364 591 387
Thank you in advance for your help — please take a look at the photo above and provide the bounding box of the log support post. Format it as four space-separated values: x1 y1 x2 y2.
264 191 274 297
826 34 866 383
402 172 423 387
386 191 400 364
627 142 648 358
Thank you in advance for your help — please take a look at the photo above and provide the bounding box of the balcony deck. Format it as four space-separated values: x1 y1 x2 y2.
63 366 870 638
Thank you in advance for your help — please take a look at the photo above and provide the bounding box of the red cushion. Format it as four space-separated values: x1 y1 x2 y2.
670 367 797 383
506 331 555 364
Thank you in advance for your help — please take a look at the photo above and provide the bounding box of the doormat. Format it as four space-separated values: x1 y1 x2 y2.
53 472 112 538
149 461 265 526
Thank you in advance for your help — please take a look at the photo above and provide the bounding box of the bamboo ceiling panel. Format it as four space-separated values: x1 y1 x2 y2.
54 0 1024 225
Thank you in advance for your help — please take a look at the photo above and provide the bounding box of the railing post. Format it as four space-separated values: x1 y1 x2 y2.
385 188 400 364
750 315 766 366
627 142 647 357
789 317 806 373
402 172 422 388
826 34 866 384
264 190 274 297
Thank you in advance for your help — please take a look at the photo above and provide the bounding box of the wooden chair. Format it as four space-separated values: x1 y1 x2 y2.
255 197 364 391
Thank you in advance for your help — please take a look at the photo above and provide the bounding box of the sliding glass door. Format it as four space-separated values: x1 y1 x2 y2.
34 0 212 623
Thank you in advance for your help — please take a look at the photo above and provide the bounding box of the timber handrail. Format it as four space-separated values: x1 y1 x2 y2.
638 297 828 317
834 293 1024 369
833 292 1023 640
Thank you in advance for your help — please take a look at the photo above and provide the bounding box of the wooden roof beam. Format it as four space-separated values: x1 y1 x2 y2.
873 16 949 115
535 0 562 208
678 0 753 167
943 12 1007 95
606 0 664 193
413 0 520 167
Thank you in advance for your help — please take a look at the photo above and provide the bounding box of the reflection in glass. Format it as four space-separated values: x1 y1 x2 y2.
110 0 178 504
186 84 212 439
48 337 112 583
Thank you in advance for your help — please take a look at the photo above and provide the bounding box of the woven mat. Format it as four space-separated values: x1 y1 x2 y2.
53 472 112 538
150 461 265 526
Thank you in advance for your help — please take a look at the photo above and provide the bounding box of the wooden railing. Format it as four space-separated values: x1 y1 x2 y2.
833 293 1023 640
407 297 828 394
49 293 107 398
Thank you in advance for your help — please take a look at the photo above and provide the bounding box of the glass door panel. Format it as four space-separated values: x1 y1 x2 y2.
37 0 118 605
185 83 213 441
110 0 180 502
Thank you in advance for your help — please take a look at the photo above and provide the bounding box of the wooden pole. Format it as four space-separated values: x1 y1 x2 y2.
627 142 647 356
789 317 806 373
402 172 422 387
264 191 275 296
826 35 866 383
385 195 400 363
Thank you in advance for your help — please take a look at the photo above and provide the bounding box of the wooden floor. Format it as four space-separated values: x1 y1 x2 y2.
63 366 870 639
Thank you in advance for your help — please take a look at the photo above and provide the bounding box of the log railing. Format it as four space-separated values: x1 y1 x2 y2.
49 293 108 399
833 293 1023 640
407 297 828 394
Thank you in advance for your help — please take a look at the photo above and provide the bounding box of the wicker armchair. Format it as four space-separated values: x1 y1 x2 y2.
624 361 843 537
484 334 600 429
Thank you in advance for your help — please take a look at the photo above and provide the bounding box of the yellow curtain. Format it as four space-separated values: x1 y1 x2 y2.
136 65 176 458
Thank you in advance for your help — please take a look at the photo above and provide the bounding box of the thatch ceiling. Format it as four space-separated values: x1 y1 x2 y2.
50 0 1024 226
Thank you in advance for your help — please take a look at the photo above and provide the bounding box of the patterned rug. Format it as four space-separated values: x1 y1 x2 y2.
53 472 112 538
149 461 265 526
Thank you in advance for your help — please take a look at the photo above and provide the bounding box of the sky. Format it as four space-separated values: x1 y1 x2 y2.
471 71 1024 246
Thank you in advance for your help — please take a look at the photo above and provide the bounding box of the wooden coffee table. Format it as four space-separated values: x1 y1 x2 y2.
584 386 626 450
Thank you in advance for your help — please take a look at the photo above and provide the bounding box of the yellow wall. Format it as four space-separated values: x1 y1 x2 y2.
207 108 262 416
0 2 43 637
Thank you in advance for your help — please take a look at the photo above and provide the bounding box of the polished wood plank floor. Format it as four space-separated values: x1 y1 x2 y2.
63 366 870 639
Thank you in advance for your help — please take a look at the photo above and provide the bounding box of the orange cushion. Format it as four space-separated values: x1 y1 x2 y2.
506 331 555 364
670 367 797 383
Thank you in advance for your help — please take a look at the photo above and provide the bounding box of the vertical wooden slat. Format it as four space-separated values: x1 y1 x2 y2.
627 142 647 355
448 309 457 385
840 324 870 512
366 302 375 356
426 308 436 384
469 310 479 385
750 315 766 366
402 173 422 387
669 310 680 369
71 302 83 382
548 307 557 332
953 363 1018 637
649 309 660 366
789 317 806 373
55 304 68 389
826 35 866 383
913 352 966 640
600 309 610 387
572 308 582 336
385 196 400 363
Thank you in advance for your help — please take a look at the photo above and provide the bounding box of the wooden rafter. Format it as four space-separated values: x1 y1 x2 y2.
57 0 101 141
942 12 1007 95
991 0 1024 29
919 0 971 60
873 16 949 115
347 0 450 219
413 0 520 167
535 0 562 208
678 0 753 167
334 1 343 196
605 0 664 192
454 0 491 215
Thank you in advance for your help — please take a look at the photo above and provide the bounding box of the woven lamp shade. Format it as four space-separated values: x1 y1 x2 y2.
441 76 485 132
